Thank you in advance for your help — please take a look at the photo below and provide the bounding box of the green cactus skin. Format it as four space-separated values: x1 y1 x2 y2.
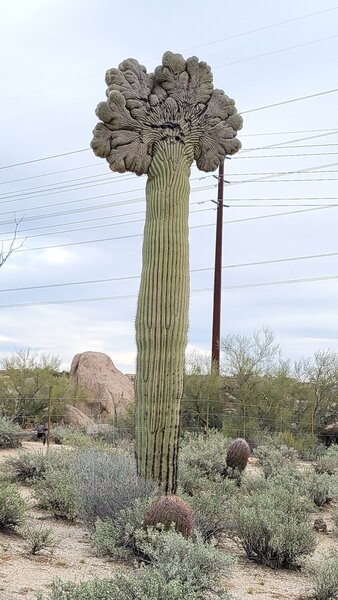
91 52 242 493
135 141 193 492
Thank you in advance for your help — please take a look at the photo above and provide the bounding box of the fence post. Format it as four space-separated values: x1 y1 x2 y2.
46 386 52 451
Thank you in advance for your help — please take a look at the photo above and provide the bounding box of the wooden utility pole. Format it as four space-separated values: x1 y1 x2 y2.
211 161 225 373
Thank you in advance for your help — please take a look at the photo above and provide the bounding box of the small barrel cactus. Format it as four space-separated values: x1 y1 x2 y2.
144 494 194 538
226 438 251 472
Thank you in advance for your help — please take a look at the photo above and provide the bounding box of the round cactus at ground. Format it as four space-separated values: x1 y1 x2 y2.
226 438 251 472
144 494 194 538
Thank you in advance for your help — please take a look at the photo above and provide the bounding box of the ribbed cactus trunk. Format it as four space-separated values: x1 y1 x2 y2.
90 51 242 494
135 142 193 494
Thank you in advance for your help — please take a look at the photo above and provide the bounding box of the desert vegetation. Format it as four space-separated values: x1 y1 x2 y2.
0 429 337 599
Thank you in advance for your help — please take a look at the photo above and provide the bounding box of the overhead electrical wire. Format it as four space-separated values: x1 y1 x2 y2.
1 274 338 309
3 6 336 102
2 87 338 171
1 250 337 293
214 33 338 69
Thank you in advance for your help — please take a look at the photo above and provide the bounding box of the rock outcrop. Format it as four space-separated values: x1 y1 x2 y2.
68 351 134 421
63 404 95 428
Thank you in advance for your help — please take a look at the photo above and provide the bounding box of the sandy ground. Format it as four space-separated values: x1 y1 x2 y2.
0 443 337 600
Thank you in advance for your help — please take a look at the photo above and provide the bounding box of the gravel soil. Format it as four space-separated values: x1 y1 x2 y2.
0 443 337 600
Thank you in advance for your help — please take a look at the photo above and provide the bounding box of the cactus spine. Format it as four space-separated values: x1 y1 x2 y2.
91 51 242 493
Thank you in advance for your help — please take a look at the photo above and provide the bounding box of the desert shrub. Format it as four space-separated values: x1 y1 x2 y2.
0 484 26 529
316 444 338 476
304 471 333 507
73 448 157 529
333 511 338 536
144 495 194 538
49 426 70 445
0 417 22 448
312 555 338 600
92 498 152 560
254 443 298 478
3 451 46 483
133 528 231 594
37 569 227 600
226 438 251 472
32 467 77 520
186 489 230 541
230 479 315 569
179 431 230 478
279 432 325 460
21 525 55 554
38 530 231 600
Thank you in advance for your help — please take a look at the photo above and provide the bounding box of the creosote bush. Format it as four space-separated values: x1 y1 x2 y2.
315 444 338 476
21 525 55 555
3 451 46 483
179 431 230 478
0 484 26 529
312 555 338 600
0 417 22 449
304 471 333 507
32 467 77 521
254 443 298 479
92 498 153 560
144 495 194 538
230 478 315 569
185 489 231 542
38 530 231 600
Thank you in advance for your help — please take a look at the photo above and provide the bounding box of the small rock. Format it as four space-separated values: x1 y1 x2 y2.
313 517 327 533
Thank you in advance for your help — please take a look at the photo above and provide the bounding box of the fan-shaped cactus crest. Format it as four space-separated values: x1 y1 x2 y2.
91 52 242 493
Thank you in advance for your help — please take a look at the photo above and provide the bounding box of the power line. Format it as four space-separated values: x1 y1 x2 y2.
2 88 338 172
0 127 336 187
241 88 338 115
0 149 89 171
1 250 337 293
215 33 338 69
0 201 333 238
3 6 335 104
1 274 337 309
174 7 338 54
0 163 106 186
235 152 338 159
240 128 338 137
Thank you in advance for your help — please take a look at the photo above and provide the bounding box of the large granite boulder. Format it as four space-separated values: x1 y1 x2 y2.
69 351 134 420
63 404 95 428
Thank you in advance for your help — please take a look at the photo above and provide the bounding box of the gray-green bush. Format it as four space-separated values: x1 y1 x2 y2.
230 478 315 568
0 484 26 529
0 417 22 448
92 498 152 560
304 471 333 507
32 467 77 520
37 530 231 600
315 444 338 476
3 451 46 483
253 443 298 479
21 525 55 555
312 555 338 600
73 448 157 529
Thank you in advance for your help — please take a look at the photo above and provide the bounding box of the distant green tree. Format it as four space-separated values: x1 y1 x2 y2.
294 350 338 433
221 328 280 438
181 351 223 432
0 349 69 425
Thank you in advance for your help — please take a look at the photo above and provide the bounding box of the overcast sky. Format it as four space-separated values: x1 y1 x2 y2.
0 0 337 372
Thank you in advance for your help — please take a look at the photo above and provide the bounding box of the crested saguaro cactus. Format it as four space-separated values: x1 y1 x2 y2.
91 52 242 493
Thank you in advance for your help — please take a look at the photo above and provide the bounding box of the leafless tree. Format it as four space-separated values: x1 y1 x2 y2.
0 217 25 268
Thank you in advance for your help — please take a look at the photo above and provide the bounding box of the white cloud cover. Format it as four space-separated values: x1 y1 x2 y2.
0 0 337 373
